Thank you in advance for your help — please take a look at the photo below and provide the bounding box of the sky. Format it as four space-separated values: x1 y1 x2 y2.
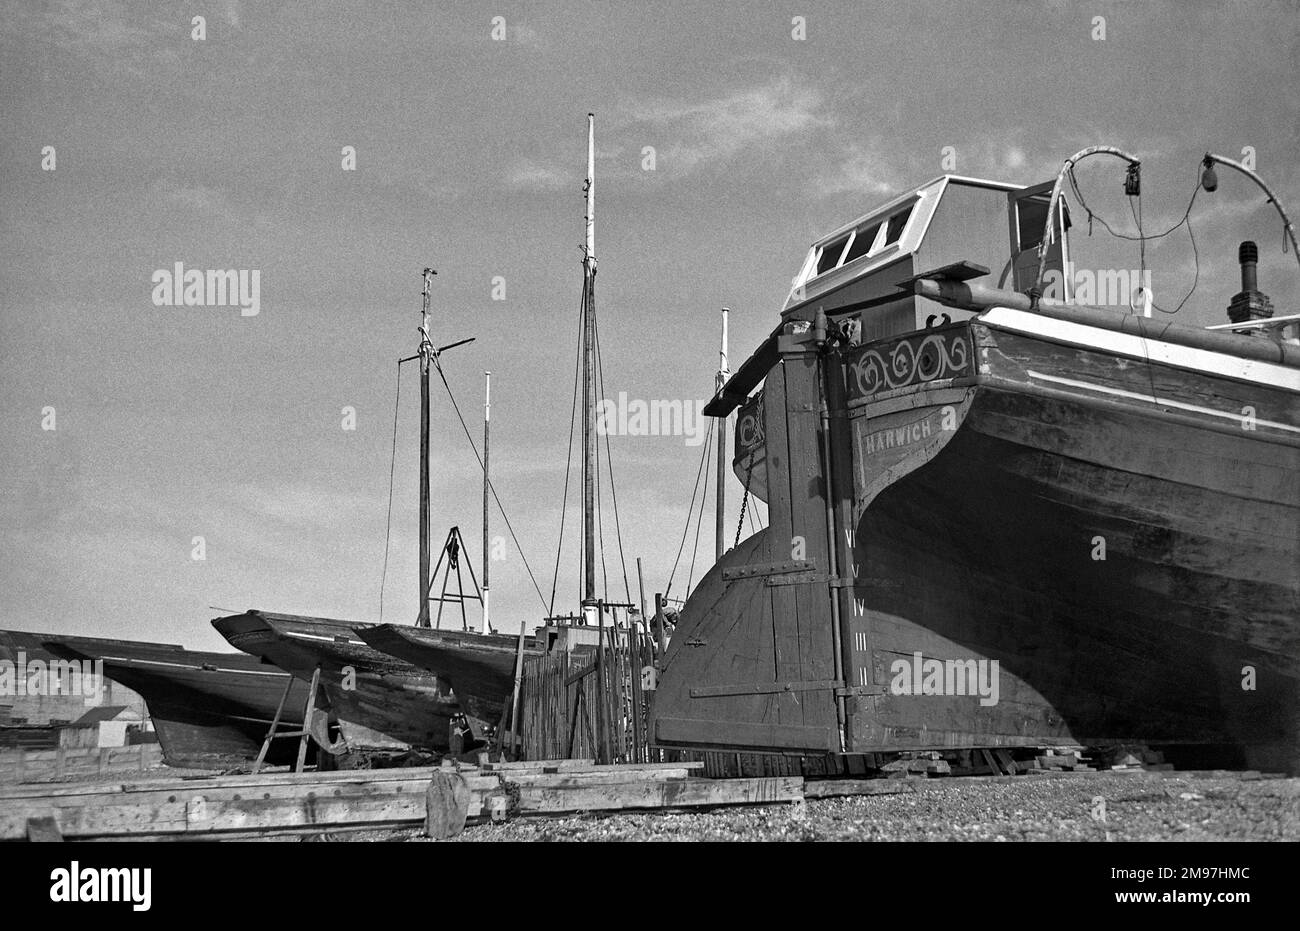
1 0 1296 651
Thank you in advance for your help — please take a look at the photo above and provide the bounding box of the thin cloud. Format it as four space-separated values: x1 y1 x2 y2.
628 76 832 173
2 1 177 76
511 21 544 49
149 179 236 219
506 161 572 193
504 76 833 191
811 140 904 198
147 179 271 228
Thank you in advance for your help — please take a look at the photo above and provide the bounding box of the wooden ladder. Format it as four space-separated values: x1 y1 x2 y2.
252 666 330 774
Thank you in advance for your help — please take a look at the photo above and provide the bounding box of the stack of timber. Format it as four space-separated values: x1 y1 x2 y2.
0 758 841 841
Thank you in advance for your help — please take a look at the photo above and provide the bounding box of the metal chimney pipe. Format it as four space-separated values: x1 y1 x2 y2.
1239 241 1259 293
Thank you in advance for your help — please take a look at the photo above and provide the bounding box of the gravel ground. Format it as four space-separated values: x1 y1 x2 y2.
387 772 1299 842
17 765 1293 842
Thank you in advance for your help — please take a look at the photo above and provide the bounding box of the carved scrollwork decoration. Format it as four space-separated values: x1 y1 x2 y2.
847 331 970 402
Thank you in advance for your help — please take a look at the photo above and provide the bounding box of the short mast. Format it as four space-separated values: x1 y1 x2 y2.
482 371 492 633
715 306 730 560
582 113 598 615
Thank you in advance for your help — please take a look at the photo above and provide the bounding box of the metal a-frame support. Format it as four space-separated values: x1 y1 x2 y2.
420 525 484 630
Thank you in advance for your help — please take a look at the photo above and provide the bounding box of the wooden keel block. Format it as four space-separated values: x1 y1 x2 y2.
424 770 472 840
26 815 62 842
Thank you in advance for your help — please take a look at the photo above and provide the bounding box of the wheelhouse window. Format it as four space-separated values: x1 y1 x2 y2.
884 204 914 245
816 235 850 275
809 199 919 281
842 221 881 264
1016 196 1050 252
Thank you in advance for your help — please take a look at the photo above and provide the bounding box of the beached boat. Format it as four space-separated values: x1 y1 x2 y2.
649 148 1300 773
212 610 457 752
29 631 327 769
212 271 485 755
357 626 540 723
359 116 638 738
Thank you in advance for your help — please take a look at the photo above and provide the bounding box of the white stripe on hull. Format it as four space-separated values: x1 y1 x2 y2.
979 306 1300 391
1025 370 1300 435
96 656 288 676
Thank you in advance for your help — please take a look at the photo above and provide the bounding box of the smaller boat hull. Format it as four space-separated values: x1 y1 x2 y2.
34 632 322 769
358 625 540 723
213 611 458 752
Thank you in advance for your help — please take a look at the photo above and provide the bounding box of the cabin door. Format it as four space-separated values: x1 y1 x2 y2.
1008 181 1071 298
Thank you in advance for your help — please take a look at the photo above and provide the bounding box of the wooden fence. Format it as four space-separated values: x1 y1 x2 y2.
519 630 661 763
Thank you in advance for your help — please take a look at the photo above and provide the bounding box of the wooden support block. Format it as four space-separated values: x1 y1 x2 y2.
882 757 951 777
1036 753 1077 770
976 749 999 775
424 771 471 840
26 816 62 842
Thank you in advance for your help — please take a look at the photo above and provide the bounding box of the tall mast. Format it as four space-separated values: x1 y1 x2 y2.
715 306 729 560
582 112 598 614
417 267 436 627
482 371 491 633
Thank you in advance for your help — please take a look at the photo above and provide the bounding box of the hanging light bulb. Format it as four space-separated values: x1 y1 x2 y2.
1201 155 1219 192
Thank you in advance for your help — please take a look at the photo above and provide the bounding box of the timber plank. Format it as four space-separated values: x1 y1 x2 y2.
803 779 915 799
502 769 695 788
0 766 499 800
513 775 804 813
762 361 803 726
784 352 838 732
1 779 486 839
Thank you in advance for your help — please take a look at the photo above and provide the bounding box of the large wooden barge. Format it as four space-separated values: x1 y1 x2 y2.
648 155 1300 773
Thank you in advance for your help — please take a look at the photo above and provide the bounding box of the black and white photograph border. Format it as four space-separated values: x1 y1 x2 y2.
0 0 1296 878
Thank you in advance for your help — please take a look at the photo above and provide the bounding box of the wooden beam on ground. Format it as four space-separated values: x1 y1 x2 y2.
802 779 917 799
0 760 778 840
0 764 495 800
512 776 803 814
503 768 697 788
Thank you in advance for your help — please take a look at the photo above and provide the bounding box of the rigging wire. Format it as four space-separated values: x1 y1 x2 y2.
549 279 586 616
592 309 633 604
378 358 404 623
683 420 714 597
665 415 715 599
594 408 609 601
1065 163 1204 314
430 355 551 613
